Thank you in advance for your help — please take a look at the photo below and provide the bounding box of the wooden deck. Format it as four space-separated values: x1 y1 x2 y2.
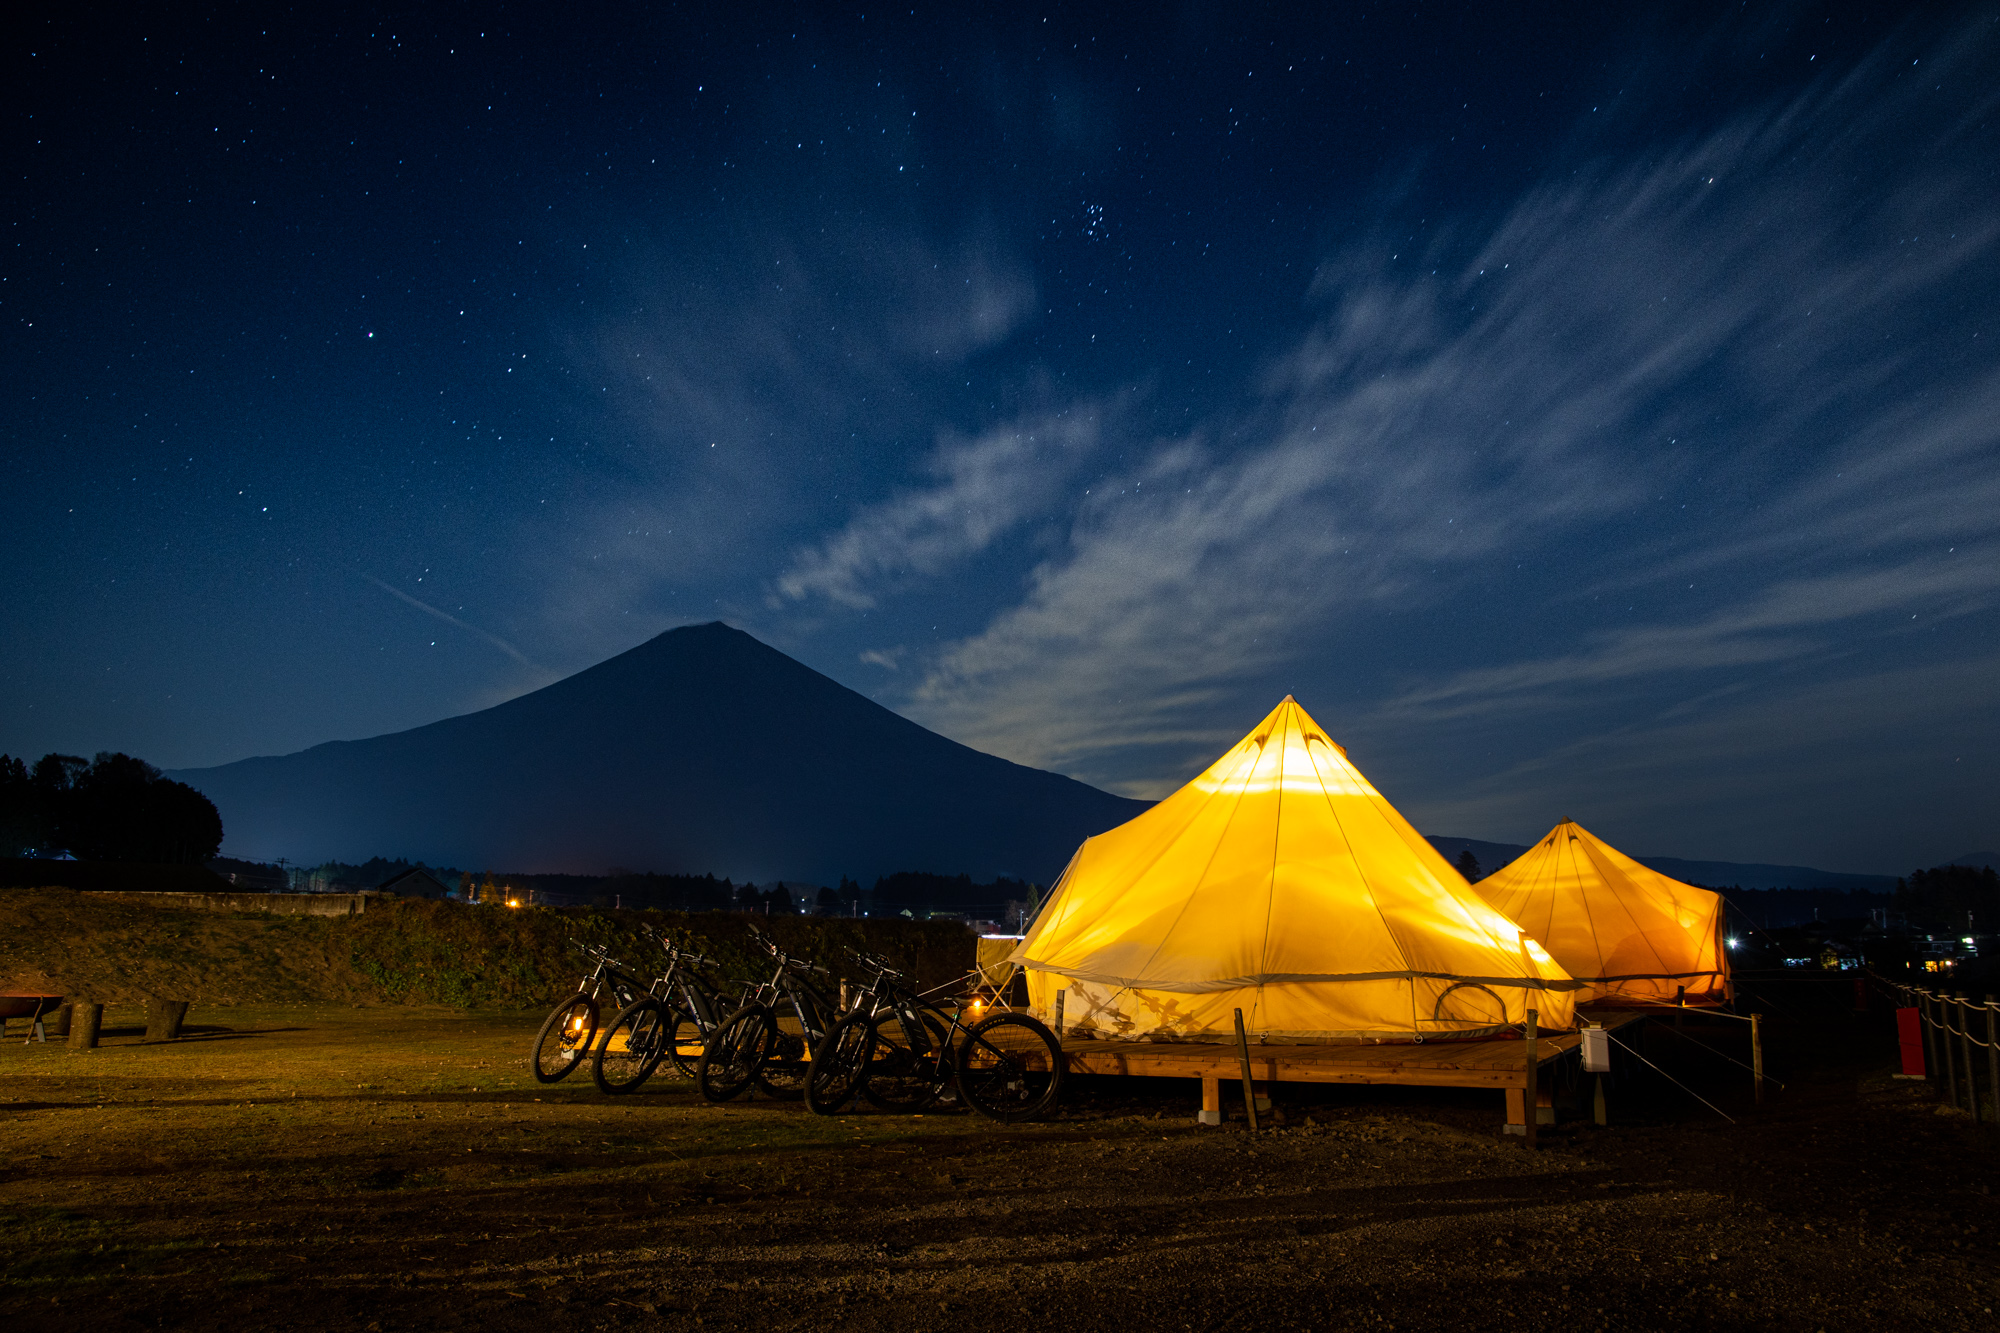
1057 1011 1647 1130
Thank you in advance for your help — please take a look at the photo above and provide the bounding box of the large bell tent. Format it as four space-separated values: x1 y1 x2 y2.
1010 698 1577 1042
1472 819 1730 1007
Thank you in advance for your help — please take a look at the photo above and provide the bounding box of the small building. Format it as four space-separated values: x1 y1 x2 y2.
375 868 451 900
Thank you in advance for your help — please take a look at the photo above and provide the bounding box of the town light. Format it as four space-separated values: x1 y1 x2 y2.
1726 937 1739 949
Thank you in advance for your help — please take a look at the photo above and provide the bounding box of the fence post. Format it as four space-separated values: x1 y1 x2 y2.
1960 994 1981 1123
1986 996 1998 1127
1943 993 1961 1110
1751 1012 1765 1107
1920 990 1938 1086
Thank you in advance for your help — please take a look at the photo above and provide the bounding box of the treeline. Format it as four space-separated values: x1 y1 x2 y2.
1897 863 1999 930
266 855 1044 923
0 752 222 864
65 848 1046 929
469 868 1039 921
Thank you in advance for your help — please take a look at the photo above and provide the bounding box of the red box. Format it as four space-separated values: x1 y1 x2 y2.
1896 1006 1925 1078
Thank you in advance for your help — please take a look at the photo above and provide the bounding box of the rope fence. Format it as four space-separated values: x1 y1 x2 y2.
1871 975 1998 1129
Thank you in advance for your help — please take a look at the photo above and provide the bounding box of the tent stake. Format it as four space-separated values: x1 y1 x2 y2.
1233 1008 1259 1132
1751 1012 1764 1107
1523 1008 1539 1149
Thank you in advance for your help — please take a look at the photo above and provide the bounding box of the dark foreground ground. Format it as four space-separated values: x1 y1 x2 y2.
2 980 1995 1332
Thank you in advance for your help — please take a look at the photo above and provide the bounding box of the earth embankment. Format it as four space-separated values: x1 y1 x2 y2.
0 887 976 1007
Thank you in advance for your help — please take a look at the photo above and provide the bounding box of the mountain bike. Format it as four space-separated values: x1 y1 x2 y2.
591 931 730 1095
805 948 1066 1121
529 940 647 1084
695 925 838 1103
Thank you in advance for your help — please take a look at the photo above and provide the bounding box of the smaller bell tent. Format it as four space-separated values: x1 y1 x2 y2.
1010 698 1577 1041
1472 820 1730 1007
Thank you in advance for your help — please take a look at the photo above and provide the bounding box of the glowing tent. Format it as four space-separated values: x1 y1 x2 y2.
1011 698 1577 1041
1472 820 1730 1007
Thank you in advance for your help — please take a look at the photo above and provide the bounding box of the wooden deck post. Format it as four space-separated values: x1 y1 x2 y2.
1960 995 1980 1123
68 1001 102 1051
1505 1086 1526 1133
1523 1008 1539 1148
1251 1080 1272 1115
1751 1012 1765 1107
1198 1073 1222 1126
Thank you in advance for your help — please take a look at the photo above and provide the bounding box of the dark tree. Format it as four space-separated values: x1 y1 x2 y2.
814 885 841 915
1897 864 1999 930
0 755 35 855
1454 849 1484 883
9 751 223 864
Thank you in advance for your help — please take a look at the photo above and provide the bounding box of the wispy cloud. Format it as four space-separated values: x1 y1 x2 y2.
533 220 1045 665
1375 554 2000 726
889 25 2000 802
775 409 1098 609
1400 648 2000 872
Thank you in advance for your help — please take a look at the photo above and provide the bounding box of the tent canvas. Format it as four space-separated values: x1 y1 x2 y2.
1010 698 1577 1042
1473 820 1730 1007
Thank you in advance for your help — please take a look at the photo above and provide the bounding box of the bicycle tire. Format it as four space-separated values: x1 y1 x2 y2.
593 997 671 1095
752 1005 816 1100
860 1010 953 1112
531 992 600 1083
804 1012 874 1116
696 1004 772 1103
955 1011 1065 1122
663 1006 708 1079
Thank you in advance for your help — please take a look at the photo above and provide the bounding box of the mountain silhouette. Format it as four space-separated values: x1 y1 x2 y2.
170 622 1150 884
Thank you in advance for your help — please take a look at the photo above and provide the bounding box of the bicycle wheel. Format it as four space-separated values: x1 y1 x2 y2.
955 1011 1065 1122
593 998 670 1095
804 1012 874 1116
860 1010 953 1113
696 1005 772 1103
663 1006 709 1079
531 992 600 1084
752 1006 814 1101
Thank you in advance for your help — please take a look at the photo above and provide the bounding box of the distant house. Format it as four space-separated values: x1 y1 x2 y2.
375 868 451 899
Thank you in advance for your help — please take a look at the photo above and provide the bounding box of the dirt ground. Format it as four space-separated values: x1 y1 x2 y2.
2 983 1996 1332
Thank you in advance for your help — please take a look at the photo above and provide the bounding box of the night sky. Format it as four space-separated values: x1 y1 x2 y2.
6 4 1997 875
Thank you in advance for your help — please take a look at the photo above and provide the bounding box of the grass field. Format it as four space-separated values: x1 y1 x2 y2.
2 991 1996 1332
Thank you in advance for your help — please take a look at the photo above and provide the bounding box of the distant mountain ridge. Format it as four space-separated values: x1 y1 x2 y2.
170 623 1150 885
1425 835 1901 893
